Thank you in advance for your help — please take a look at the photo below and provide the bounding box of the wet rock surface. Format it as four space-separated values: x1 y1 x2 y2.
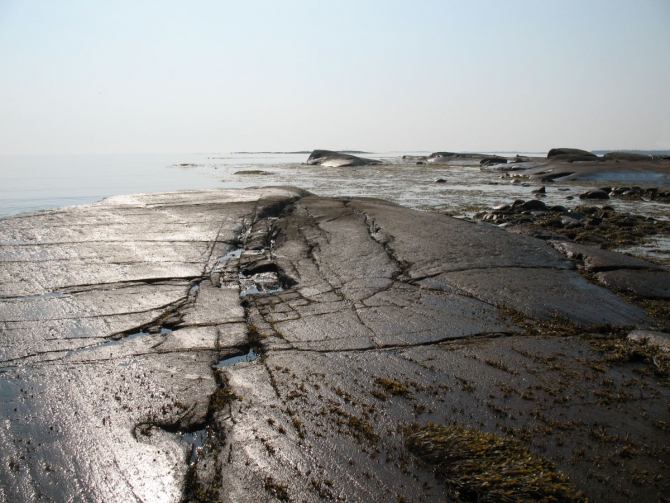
1 188 670 502
596 269 670 300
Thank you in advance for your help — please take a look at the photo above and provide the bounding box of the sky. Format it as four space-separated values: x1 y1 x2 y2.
1 0 669 154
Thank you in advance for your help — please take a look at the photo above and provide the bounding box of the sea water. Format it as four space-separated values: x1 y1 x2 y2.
1 151 667 222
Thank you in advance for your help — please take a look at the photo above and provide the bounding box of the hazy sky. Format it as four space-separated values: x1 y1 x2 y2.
1 0 669 154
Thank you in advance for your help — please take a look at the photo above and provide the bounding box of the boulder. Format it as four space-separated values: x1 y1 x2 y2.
547 148 597 158
306 149 381 167
480 156 508 166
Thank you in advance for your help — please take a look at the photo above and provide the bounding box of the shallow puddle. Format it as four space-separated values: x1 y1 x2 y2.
178 428 210 464
239 271 283 297
215 349 259 367
213 248 243 263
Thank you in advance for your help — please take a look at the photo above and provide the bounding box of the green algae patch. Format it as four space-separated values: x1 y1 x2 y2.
404 422 586 503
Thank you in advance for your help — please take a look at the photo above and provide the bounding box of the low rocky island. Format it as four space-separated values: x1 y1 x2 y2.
306 150 381 167
1 184 669 502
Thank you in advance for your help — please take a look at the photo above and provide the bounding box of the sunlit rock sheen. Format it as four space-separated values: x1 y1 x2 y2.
0 188 667 503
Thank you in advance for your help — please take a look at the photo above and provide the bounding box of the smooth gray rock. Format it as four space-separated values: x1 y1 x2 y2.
547 147 596 158
596 269 670 299
306 149 381 167
0 187 310 502
204 336 670 503
551 241 667 272
522 160 670 184
418 268 648 326
0 189 664 503
345 198 573 279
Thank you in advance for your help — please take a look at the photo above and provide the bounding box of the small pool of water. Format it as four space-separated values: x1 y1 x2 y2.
239 272 283 297
178 428 209 464
215 349 259 367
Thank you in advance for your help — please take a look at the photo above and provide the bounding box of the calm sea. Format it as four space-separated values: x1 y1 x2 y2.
0 153 300 218
1 151 551 219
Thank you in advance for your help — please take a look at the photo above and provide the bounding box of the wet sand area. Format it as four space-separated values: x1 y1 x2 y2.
1 187 669 502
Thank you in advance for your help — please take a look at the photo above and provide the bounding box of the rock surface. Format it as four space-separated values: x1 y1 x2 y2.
551 241 667 272
1 188 668 502
603 152 653 162
522 160 670 184
306 150 381 167
596 269 670 299
427 152 503 164
547 147 597 158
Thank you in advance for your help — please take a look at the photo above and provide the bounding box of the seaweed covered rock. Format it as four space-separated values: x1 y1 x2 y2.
404 422 586 502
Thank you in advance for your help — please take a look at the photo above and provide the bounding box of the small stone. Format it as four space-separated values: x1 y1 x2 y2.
434 178 447 183
531 186 546 194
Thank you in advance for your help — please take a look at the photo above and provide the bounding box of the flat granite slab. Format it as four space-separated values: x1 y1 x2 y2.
1 188 668 503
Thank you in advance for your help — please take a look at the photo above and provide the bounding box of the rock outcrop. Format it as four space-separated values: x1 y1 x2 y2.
547 147 597 158
306 150 381 167
603 152 654 162
427 152 505 164
1 188 668 503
